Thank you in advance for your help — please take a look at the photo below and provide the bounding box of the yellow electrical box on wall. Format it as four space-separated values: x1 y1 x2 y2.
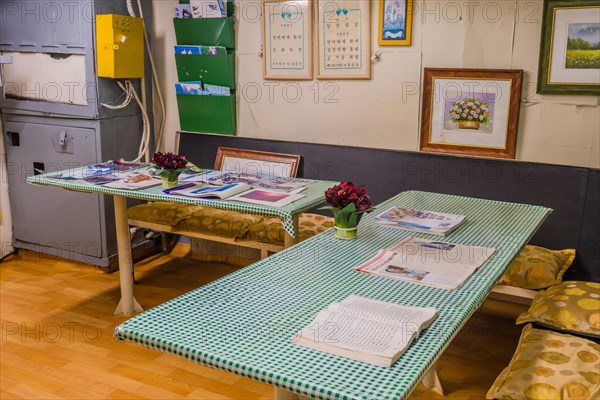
96 14 144 78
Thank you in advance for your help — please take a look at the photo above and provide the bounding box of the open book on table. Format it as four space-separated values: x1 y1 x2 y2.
294 295 438 368
354 237 496 290
375 206 466 236
167 182 252 199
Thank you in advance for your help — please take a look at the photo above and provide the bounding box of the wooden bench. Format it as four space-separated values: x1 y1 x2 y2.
127 147 332 260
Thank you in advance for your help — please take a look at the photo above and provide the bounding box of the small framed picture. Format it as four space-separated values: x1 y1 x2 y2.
316 0 371 79
420 68 524 159
262 0 313 80
537 0 600 95
378 0 413 46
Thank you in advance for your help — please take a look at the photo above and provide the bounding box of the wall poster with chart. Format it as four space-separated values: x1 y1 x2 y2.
262 0 313 80
316 0 371 79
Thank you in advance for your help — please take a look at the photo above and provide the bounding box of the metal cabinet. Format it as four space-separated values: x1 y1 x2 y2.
0 0 155 269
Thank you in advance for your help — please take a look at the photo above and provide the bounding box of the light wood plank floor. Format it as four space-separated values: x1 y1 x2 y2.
1 245 528 399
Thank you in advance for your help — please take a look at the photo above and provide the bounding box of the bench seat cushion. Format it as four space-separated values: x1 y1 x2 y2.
245 213 334 245
499 245 576 290
175 208 264 239
127 202 203 227
517 281 600 338
487 324 599 400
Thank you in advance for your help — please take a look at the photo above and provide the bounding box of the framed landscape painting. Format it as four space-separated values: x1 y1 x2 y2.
537 0 600 95
378 0 412 46
420 68 524 159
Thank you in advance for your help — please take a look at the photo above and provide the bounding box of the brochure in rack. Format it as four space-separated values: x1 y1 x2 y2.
294 295 438 368
354 237 496 290
375 206 466 236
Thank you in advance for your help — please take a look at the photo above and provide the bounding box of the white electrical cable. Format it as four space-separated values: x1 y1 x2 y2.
126 0 137 17
136 0 167 153
100 80 150 162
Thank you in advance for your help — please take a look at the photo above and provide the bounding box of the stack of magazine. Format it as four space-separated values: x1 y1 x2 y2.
375 206 466 236
49 161 162 190
170 171 313 207
353 237 496 290
294 295 438 368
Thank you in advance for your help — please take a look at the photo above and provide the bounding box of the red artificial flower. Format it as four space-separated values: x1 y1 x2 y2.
325 182 373 212
152 152 188 170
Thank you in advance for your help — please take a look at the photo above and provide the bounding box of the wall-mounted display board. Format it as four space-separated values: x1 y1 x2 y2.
262 0 313 80
316 0 371 79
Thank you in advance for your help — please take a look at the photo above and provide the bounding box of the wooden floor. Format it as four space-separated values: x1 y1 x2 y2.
0 245 528 399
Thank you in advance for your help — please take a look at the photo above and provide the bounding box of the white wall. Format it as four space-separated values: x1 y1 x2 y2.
0 115 15 259
151 0 599 168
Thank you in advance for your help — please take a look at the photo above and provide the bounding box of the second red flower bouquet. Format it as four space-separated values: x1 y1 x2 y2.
321 182 374 239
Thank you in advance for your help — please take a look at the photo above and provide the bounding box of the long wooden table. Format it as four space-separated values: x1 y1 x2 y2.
114 191 551 400
27 170 334 315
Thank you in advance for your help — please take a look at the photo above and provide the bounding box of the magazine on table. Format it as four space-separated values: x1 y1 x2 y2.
353 237 496 290
49 161 150 182
375 206 466 236
180 170 313 193
227 189 305 207
167 182 252 199
294 295 438 368
104 171 161 190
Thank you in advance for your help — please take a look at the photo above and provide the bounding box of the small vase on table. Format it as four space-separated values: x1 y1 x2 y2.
321 182 374 241
152 152 189 190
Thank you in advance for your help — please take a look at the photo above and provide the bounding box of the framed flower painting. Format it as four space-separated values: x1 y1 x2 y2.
420 68 523 159
537 0 600 95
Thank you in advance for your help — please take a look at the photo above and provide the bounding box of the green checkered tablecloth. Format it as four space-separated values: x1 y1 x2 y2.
27 171 334 238
114 191 551 400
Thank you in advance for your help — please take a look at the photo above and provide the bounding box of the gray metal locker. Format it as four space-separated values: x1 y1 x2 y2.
1 0 156 269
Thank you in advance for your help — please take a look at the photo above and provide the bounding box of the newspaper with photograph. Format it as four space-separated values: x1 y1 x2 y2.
354 237 496 290
179 170 313 193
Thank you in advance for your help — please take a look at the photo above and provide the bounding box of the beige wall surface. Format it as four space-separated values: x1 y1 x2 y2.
151 0 599 168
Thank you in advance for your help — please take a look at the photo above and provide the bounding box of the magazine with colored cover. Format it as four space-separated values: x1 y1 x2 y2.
375 206 466 236
168 182 252 199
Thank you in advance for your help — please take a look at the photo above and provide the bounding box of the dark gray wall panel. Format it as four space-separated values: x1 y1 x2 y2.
178 133 599 280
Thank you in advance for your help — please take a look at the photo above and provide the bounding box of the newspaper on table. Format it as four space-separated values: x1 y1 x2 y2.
354 237 496 290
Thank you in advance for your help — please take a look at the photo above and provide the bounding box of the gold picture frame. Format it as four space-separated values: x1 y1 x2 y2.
378 0 412 46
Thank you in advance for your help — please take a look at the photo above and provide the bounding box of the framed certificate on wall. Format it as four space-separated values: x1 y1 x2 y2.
316 0 371 79
262 0 313 80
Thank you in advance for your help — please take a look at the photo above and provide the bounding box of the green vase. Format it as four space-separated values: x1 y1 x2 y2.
334 225 358 240
161 175 180 189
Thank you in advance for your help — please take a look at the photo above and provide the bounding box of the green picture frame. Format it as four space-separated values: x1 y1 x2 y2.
537 0 600 95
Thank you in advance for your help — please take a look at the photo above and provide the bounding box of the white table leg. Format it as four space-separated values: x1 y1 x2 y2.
421 364 444 395
113 195 143 315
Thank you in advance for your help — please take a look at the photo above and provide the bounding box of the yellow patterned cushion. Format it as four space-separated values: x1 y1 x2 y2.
517 281 600 338
486 324 600 400
127 202 203 226
176 208 264 239
245 213 334 245
499 245 576 290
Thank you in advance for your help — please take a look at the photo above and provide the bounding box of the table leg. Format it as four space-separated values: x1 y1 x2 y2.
274 387 311 400
421 364 444 395
283 214 300 248
113 195 143 315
